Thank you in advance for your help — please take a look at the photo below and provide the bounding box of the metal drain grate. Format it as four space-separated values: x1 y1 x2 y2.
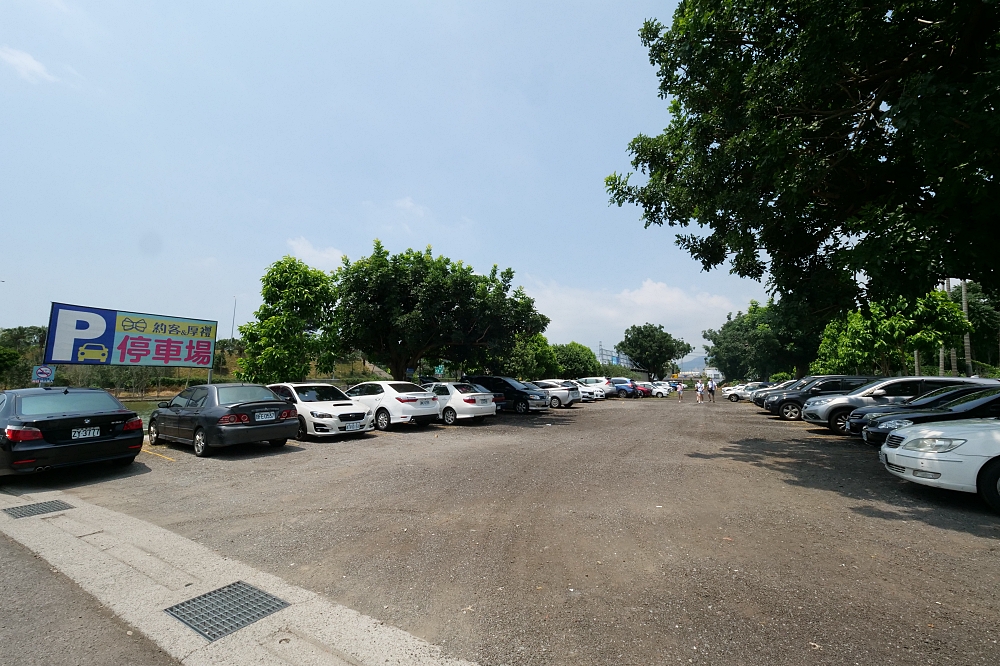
165 581 289 641
2 500 74 519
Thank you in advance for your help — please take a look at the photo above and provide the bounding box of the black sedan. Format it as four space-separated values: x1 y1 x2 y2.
846 382 996 435
1 387 144 475
149 384 298 457
862 387 1000 445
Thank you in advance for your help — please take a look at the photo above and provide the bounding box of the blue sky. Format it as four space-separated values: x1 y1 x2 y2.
0 0 767 359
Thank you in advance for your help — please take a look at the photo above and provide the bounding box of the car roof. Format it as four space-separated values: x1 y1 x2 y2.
271 382 336 387
2 386 112 396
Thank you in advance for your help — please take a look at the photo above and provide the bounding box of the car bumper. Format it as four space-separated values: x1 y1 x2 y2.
880 446 981 493
311 417 375 436
456 403 498 418
801 409 829 424
847 418 867 435
861 427 889 445
0 432 144 475
212 420 299 447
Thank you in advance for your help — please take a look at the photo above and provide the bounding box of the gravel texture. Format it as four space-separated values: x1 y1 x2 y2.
3 398 1000 665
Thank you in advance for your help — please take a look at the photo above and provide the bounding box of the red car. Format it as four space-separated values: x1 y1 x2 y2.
633 382 652 398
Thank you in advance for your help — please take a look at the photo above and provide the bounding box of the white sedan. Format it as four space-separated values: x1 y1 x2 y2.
345 381 439 431
425 382 497 424
650 382 673 398
880 418 1000 512
268 382 374 439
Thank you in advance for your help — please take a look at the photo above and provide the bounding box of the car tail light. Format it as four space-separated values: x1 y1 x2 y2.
12 459 37 465
493 396 501 402
463 397 477 404
218 414 249 425
396 396 418 403
279 408 297 419
5 426 43 443
123 417 143 432
431 396 438 401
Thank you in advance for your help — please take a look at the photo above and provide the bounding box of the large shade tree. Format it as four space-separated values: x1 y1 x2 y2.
608 1 1000 313
332 241 549 380
616 323 692 379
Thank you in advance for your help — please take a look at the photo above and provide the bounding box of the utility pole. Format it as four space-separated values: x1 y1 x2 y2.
947 279 958 375
914 349 920 376
962 280 973 376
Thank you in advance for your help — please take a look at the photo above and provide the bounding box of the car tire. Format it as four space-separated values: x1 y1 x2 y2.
514 399 529 414
617 389 627 398
977 458 1000 513
297 417 308 441
828 409 853 435
374 409 391 431
728 394 740 402
148 420 161 445
779 402 801 421
192 429 212 457
442 408 458 425
269 439 287 447
550 396 562 408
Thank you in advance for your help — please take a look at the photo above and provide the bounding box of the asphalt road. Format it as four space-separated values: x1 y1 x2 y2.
3 397 1000 665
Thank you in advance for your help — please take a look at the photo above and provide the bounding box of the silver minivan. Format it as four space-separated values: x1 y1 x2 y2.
802 376 990 435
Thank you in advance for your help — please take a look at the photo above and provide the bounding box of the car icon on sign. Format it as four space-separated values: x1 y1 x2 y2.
77 343 109 362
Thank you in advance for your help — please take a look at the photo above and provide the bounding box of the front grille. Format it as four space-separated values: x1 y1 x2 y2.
339 412 365 422
886 435 904 449
886 462 906 473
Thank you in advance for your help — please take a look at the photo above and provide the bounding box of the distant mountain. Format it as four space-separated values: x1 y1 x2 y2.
678 355 707 371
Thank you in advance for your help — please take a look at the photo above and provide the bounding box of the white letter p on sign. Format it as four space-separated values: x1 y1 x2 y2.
50 310 107 362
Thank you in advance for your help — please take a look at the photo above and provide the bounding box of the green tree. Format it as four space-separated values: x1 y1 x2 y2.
482 333 560 381
333 241 548 380
608 1 1000 308
948 282 1000 368
237 256 337 383
0 346 20 388
616 323 692 379
552 342 600 379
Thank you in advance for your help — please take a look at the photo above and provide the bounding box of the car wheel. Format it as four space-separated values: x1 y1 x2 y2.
779 402 801 421
374 409 391 431
514 399 529 414
977 458 1000 513
728 394 740 402
297 417 308 441
269 439 287 447
550 396 562 408
192 429 212 457
828 409 854 435
442 408 458 425
148 420 161 445
617 389 627 398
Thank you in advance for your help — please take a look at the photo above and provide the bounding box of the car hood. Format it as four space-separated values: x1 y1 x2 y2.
871 408 955 425
299 400 364 411
892 418 1000 439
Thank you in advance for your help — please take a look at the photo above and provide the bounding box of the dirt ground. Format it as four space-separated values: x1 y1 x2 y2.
4 398 1000 665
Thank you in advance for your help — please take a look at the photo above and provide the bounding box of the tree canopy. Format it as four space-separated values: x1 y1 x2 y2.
332 241 549 380
616 323 692 379
552 342 601 379
608 1 1000 308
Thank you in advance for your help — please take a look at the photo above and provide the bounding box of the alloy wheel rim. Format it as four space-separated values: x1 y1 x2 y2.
194 433 205 454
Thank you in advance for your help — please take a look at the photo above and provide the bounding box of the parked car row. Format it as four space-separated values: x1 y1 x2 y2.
739 375 1000 511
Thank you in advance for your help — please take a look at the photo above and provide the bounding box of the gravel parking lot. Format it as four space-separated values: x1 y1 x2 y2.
3 398 1000 665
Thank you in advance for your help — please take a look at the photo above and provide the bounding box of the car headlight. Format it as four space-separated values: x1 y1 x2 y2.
310 411 334 419
901 437 966 453
531 394 544 400
866 412 889 421
879 419 914 430
808 398 834 406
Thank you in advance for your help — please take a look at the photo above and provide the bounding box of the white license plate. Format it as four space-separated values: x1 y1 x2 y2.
419 400 430 406
255 412 276 422
477 399 488 405
72 427 100 439
345 422 362 431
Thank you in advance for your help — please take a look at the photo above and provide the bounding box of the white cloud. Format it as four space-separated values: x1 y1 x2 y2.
286 237 344 270
394 196 430 218
0 46 57 83
523 278 735 358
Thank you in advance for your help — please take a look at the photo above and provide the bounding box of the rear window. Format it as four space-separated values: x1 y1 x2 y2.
453 384 478 394
19 391 124 416
217 386 278 405
294 385 349 402
389 382 427 394
502 378 531 391
942 388 1000 409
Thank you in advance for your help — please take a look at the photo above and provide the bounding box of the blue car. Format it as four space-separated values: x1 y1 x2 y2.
608 377 640 398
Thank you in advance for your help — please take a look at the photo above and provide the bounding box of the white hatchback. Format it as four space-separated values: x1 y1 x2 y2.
425 382 497 424
880 418 1000 512
345 381 440 431
268 382 374 439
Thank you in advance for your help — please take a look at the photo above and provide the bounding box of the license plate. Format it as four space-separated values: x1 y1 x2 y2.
345 422 362 431
255 412 276 422
72 427 100 439
419 400 430 406
477 399 487 405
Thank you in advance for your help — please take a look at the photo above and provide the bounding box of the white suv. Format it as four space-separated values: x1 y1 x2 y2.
269 382 374 439
345 381 439 431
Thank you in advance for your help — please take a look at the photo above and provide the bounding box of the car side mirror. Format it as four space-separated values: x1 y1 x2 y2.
871 389 886 397
810 387 822 393
157 401 169 409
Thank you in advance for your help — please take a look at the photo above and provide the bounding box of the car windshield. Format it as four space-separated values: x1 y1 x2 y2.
19 391 125 416
503 378 531 391
217 385 279 405
389 382 427 394
905 385 970 405
941 388 1000 410
453 384 478 394
848 379 884 396
522 382 542 390
294 385 349 402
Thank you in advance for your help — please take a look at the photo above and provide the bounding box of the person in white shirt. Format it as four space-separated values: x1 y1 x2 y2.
695 380 704 404
707 379 716 403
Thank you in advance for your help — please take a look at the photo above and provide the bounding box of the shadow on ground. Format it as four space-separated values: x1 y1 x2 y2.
689 435 1000 538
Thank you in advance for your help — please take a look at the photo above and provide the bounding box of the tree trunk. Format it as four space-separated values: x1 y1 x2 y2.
962 280 973 375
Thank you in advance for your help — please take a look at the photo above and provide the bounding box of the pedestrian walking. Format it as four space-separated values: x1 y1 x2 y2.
695 379 704 404
707 379 716 403
676 382 684 402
